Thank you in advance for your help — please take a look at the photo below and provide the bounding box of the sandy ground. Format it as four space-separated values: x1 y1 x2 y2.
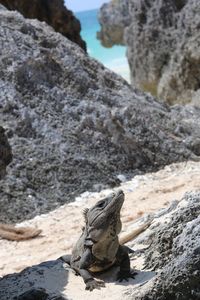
0 160 200 299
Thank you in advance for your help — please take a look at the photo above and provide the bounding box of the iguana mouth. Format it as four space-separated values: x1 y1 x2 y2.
104 189 124 212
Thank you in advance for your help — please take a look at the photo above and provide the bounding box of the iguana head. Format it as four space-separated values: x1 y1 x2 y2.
83 190 124 243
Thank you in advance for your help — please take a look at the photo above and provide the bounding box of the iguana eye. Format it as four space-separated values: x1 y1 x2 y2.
98 200 105 208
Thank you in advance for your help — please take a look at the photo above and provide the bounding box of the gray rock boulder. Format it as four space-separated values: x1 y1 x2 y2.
0 0 86 51
126 192 200 299
157 0 200 105
125 0 200 105
0 6 200 223
0 259 69 300
97 0 130 47
125 0 179 97
98 0 200 105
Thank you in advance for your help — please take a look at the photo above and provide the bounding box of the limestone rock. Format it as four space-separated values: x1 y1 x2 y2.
97 0 130 47
0 6 200 223
0 0 86 51
157 0 200 105
125 0 200 105
98 0 200 104
127 192 200 299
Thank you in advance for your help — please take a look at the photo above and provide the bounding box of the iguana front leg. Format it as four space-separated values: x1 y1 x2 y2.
76 248 105 291
116 245 137 282
79 269 105 291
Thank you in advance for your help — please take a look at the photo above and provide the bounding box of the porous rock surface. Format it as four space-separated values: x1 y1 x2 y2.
0 126 12 179
127 192 200 300
98 0 200 104
0 0 86 51
0 6 200 223
97 0 130 48
1 192 200 300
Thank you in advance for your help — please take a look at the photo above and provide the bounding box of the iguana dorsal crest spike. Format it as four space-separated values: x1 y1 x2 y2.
82 208 89 223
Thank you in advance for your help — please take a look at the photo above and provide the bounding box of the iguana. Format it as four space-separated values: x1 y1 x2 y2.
60 189 142 291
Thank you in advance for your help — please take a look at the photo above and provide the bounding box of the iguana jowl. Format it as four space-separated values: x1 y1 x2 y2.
60 189 136 291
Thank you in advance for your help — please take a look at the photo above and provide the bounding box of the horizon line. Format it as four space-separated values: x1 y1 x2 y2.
69 7 100 14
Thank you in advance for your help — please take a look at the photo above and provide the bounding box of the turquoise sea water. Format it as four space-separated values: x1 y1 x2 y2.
75 9 130 82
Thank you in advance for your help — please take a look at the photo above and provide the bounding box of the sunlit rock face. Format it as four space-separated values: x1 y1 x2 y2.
97 0 131 48
128 192 200 300
0 0 86 51
125 0 200 105
98 0 200 105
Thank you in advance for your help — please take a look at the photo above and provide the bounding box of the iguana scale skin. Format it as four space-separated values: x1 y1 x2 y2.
60 189 136 291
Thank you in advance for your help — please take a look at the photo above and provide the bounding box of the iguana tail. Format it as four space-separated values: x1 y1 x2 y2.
119 220 152 245
0 223 42 241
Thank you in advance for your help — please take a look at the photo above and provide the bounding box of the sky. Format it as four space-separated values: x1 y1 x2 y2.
65 0 110 12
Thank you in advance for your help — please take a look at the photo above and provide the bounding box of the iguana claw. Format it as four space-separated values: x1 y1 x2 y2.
85 279 105 291
117 270 137 282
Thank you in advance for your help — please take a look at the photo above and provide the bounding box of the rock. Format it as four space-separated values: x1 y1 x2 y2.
124 0 180 98
0 0 86 51
0 126 12 179
157 0 200 105
127 192 200 299
0 259 70 300
97 0 130 47
0 6 200 223
17 288 48 300
98 0 200 105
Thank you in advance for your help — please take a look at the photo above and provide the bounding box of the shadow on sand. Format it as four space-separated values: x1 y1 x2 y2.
0 258 156 300
91 265 156 287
